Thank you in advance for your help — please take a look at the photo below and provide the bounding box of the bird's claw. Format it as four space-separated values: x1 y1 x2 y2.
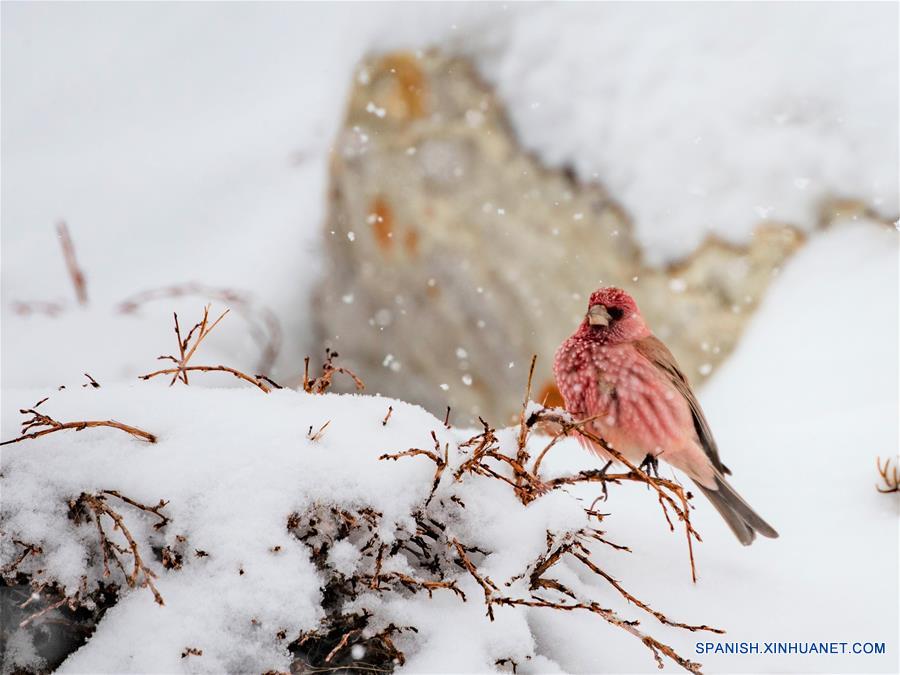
639 453 660 478
597 460 613 501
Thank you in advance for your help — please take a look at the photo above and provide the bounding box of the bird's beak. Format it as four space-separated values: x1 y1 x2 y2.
587 304 611 326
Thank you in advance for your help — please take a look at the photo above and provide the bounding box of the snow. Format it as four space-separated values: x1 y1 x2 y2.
477 3 898 262
0 383 654 673
2 219 898 673
2 388 456 672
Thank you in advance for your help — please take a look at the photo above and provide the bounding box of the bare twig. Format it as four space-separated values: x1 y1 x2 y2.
116 282 282 374
19 594 71 628
514 356 538 499
876 456 899 493
139 305 272 393
56 221 88 306
307 421 332 442
570 544 722 633
451 538 498 619
380 432 448 506
292 426 713 675
75 492 166 605
531 414 601 478
527 406 701 582
0 400 156 446
303 349 365 394
377 572 466 601
141 365 270 393
256 374 284 390
1 540 43 577
100 490 170 530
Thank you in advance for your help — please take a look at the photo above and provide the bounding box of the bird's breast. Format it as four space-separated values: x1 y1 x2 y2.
556 340 693 456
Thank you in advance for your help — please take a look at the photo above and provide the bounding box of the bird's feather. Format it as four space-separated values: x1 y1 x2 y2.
633 335 731 475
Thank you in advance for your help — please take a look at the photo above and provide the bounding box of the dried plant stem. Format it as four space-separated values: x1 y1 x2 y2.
513 356 538 499
303 349 366 394
1 540 42 577
527 407 701 582
141 365 270 393
78 493 165 605
307 421 332 442
1 402 156 446
139 305 275 393
256 374 284 390
380 431 448 505
100 490 170 530
451 539 498 619
116 282 283 375
378 572 466 600
531 414 601 478
876 456 899 493
56 220 88 305
570 545 721 633
19 595 70 628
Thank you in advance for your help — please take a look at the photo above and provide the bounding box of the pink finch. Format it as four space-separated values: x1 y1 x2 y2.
553 287 778 545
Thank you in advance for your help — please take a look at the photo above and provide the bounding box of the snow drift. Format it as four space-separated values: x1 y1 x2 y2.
1 378 714 674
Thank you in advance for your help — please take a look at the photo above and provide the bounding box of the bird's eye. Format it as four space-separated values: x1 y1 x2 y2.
608 307 624 321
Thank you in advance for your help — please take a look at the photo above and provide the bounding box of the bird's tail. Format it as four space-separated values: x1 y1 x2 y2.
695 475 779 546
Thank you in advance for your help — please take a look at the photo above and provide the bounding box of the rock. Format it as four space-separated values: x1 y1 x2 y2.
313 50 806 423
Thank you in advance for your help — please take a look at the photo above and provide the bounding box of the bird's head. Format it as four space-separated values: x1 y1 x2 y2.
577 287 649 342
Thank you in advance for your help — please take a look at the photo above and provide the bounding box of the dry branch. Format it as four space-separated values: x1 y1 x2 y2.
139 305 272 393
303 349 366 394
72 492 167 606
379 431 448 506
11 488 170 631
0 399 156 446
19 594 72 628
525 405 702 582
1 540 43 578
514 356 538 500
291 416 716 675
56 221 88 306
876 456 899 493
307 421 332 442
100 490 170 530
141 365 271 393
116 282 282 374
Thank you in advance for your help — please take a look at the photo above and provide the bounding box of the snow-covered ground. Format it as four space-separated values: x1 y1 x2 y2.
2 3 898 674
2 218 897 674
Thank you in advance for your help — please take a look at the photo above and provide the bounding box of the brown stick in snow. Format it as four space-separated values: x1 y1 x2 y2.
139 305 272 393
56 220 88 306
0 400 156 446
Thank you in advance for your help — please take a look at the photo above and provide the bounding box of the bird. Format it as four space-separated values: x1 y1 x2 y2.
553 286 778 545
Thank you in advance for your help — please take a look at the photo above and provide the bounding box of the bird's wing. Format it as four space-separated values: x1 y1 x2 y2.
633 335 731 475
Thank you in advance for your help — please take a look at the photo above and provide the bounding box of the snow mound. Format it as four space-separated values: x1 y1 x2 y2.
472 2 898 262
1 383 712 674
